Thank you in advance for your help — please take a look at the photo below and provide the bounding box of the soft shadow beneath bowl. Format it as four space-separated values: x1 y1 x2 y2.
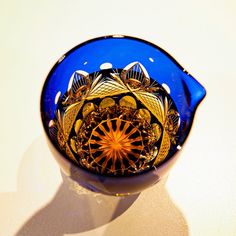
13 136 139 236
0 136 188 236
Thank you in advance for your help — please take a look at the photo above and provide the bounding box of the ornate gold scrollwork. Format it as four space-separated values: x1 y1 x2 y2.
49 62 180 175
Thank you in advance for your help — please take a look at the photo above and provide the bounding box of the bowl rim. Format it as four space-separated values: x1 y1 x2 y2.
40 34 188 178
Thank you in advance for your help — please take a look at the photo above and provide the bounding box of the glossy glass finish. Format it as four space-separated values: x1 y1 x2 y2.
40 35 206 195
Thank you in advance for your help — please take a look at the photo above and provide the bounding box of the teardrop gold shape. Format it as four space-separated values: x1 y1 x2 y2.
74 119 83 134
70 137 77 153
82 102 95 118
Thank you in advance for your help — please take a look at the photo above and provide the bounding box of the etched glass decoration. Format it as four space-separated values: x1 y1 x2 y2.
41 36 206 194
49 63 180 176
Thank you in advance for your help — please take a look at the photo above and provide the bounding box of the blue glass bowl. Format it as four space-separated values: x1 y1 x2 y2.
40 35 206 195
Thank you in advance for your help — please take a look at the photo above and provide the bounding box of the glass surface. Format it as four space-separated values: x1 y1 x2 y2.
40 35 206 192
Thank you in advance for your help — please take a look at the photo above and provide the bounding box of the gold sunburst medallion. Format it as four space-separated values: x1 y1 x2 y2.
89 118 144 174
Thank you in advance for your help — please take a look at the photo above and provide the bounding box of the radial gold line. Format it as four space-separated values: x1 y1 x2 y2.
117 151 126 170
107 119 113 132
123 154 137 168
129 145 144 150
96 140 110 146
91 130 105 138
88 139 98 144
114 130 123 140
98 125 113 139
125 127 139 138
101 156 112 173
120 122 130 135
124 136 143 144
111 151 117 172
97 145 111 150
129 137 143 143
93 154 106 163
123 149 140 158
116 118 122 130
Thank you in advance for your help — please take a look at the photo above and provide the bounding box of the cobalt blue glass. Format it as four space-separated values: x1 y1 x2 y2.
40 35 206 195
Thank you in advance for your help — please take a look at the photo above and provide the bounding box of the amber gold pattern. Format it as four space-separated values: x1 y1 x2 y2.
49 62 180 175
89 118 144 174
63 102 84 139
119 96 137 109
154 130 171 165
99 97 116 108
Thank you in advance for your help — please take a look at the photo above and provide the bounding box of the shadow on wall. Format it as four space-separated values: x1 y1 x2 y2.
102 178 189 236
15 177 139 235
0 136 189 236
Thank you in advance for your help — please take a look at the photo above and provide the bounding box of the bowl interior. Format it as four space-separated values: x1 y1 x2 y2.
40 35 206 176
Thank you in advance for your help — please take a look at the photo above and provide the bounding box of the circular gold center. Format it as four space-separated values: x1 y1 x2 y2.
89 118 144 173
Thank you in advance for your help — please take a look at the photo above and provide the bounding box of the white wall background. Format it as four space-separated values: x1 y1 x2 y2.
0 0 236 235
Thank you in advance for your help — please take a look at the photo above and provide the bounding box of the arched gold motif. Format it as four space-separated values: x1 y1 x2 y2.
119 96 137 109
99 97 116 109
